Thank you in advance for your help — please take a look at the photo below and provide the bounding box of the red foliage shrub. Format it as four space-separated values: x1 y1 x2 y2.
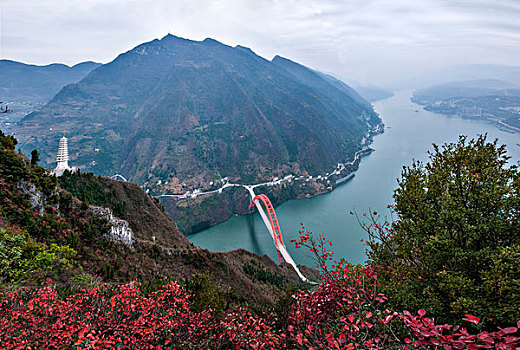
0 228 519 349
0 280 215 349
218 308 281 349
286 226 520 349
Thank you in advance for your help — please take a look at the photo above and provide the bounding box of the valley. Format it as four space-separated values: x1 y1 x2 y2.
6 35 382 235
2 2 520 347
0 0 520 350
191 90 520 265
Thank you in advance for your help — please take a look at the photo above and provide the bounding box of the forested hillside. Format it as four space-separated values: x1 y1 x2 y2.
0 130 313 305
1 130 519 348
17 35 380 191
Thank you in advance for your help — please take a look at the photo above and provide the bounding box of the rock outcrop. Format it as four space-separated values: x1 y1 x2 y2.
88 206 134 245
17 179 53 215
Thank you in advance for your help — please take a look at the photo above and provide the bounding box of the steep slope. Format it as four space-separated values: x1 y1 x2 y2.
58 171 190 249
17 35 380 191
0 130 314 304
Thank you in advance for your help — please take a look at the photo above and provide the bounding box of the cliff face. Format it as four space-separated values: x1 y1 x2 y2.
87 206 134 245
18 175 134 245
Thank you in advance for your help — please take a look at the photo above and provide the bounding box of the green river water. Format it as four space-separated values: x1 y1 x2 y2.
189 90 520 267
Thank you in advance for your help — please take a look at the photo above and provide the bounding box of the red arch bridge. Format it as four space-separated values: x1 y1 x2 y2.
156 184 309 282
246 187 309 282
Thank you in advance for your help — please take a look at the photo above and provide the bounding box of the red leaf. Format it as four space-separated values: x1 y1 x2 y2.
463 314 480 325
501 327 517 334
297 332 303 345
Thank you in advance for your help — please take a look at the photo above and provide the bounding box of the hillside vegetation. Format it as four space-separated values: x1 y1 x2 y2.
0 130 313 306
17 35 380 191
1 131 519 348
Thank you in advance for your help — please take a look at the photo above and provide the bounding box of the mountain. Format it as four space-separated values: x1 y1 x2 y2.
0 130 313 304
332 76 393 102
412 79 520 131
0 60 100 123
392 64 520 90
413 79 520 103
351 85 393 102
16 35 380 192
0 59 101 105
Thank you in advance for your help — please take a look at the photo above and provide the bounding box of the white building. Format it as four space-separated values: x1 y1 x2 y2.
52 134 77 176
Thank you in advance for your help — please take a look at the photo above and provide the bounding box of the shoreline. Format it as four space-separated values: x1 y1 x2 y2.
412 101 520 135
162 122 384 236
156 122 383 202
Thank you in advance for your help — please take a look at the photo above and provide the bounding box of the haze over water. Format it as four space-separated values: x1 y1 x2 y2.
190 90 520 266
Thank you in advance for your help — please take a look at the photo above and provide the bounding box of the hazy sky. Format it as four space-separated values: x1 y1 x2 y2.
1 0 519 84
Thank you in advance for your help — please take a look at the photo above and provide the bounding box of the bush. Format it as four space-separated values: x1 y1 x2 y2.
0 229 519 349
365 135 520 328
185 272 226 314
0 227 78 283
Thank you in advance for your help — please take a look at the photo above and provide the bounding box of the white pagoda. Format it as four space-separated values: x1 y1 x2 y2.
53 133 76 176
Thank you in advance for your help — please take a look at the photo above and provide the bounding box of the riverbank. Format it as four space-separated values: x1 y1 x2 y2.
189 90 520 266
157 125 382 202
159 122 383 235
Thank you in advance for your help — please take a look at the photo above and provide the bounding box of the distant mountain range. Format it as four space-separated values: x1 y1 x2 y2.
412 79 520 130
352 84 394 102
0 60 100 120
0 60 101 104
392 64 520 90
413 79 520 103
337 77 394 102
15 34 380 191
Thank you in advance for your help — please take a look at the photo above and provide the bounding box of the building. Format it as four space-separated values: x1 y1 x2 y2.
52 134 77 176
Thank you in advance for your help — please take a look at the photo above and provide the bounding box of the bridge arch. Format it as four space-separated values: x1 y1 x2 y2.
249 194 285 264
249 192 308 282
110 174 128 182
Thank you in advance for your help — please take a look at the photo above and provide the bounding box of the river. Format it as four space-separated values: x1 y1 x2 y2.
189 90 520 266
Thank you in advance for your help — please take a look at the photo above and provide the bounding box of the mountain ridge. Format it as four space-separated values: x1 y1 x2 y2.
0 59 101 120
391 64 520 90
17 35 380 192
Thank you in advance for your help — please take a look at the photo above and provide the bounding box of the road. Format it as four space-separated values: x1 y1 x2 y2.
155 145 371 200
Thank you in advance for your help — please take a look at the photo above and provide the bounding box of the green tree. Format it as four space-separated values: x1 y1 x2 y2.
0 227 77 283
0 227 27 281
185 272 225 314
0 129 17 149
366 135 520 329
30 149 40 166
